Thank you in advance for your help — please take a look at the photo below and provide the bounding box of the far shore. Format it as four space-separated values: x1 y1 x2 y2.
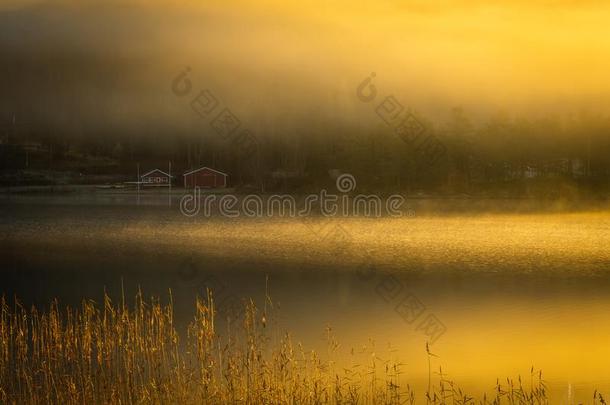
0 184 234 195
1 183 610 200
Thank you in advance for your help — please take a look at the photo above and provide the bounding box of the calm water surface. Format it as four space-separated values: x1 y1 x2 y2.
2 193 610 402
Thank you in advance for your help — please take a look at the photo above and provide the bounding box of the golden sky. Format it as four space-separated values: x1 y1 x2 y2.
3 0 610 127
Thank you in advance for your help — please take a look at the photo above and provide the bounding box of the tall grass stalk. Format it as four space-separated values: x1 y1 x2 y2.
0 292 601 404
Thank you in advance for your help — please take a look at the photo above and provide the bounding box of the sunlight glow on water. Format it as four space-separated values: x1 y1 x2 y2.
7 211 610 275
3 203 610 401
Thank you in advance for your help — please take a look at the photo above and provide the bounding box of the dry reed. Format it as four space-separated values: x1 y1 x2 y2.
0 290 603 404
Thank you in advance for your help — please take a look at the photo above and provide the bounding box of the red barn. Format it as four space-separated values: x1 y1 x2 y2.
183 167 228 188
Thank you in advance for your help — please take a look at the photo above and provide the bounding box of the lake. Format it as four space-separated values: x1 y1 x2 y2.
1 192 610 403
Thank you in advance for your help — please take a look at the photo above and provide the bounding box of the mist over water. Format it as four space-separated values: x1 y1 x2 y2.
2 195 610 402
2 1 610 402
4 0 610 138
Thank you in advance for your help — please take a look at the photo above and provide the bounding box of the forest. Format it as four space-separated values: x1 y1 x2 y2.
2 107 609 196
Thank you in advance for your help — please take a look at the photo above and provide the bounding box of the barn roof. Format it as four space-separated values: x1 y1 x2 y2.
183 166 228 177
140 169 173 178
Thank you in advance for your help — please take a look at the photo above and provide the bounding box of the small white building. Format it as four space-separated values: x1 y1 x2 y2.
140 169 173 186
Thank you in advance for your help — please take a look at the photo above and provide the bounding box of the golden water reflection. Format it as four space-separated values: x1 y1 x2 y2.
3 205 610 401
